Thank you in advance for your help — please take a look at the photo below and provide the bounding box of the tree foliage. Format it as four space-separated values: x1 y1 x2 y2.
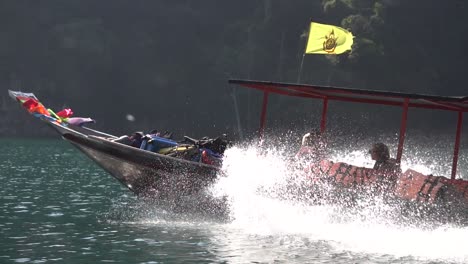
1 1 466 137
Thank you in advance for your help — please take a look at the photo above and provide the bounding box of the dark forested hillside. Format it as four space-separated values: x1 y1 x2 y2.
1 0 466 138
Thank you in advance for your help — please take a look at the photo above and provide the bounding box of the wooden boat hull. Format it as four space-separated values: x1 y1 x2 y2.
48 122 220 197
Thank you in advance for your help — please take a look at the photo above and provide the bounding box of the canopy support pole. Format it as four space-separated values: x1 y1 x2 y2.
320 98 328 133
259 91 269 138
396 98 409 164
451 111 463 179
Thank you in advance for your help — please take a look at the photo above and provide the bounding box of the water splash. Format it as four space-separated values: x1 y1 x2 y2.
212 143 468 262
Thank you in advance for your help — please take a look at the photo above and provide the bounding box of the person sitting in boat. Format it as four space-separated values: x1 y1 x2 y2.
295 129 327 162
369 142 401 174
112 131 144 148
129 131 144 148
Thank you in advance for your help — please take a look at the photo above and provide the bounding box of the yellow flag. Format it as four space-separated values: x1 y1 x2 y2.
305 22 354 54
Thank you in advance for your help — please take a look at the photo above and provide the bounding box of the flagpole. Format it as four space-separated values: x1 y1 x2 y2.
230 87 243 140
297 54 305 83
297 22 312 83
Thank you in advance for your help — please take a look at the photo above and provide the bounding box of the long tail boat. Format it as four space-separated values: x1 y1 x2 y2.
9 80 468 223
8 90 229 217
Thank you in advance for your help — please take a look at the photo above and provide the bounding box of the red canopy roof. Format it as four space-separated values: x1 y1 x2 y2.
229 79 468 112
229 79 467 179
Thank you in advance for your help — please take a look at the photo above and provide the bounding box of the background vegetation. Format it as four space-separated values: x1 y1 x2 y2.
1 0 466 139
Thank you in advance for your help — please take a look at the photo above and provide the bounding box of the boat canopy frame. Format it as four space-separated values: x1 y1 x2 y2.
229 79 468 179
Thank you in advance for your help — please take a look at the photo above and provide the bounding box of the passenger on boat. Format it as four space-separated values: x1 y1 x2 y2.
149 129 160 136
295 130 327 162
129 132 144 148
111 131 144 148
369 143 401 174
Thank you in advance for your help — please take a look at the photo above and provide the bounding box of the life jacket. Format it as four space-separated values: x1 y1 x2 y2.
373 158 401 174
394 169 453 204
319 161 394 189
448 179 468 204
394 170 468 205
307 160 397 192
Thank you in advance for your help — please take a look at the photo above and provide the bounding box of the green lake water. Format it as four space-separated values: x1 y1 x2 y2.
1 138 467 264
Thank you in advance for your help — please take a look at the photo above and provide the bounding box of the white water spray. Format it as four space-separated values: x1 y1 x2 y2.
212 143 468 262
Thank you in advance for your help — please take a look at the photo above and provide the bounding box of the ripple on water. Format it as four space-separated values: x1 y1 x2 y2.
2 139 468 264
46 212 64 217
13 258 30 263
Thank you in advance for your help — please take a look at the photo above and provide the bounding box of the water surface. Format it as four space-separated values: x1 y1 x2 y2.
1 138 467 263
